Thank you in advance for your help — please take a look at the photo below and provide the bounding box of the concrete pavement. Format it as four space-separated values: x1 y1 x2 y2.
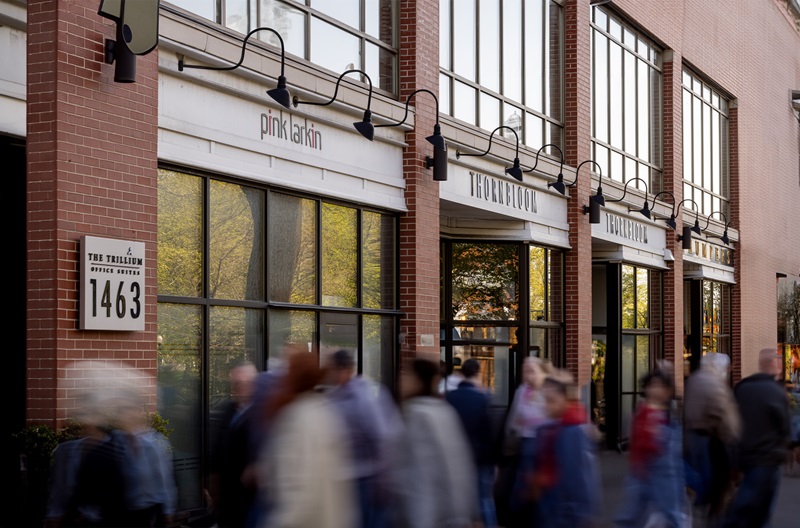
595 449 800 527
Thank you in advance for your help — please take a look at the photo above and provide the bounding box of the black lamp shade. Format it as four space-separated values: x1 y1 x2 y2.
354 110 374 141
428 145 448 181
113 25 136 83
665 215 677 230
267 75 292 109
426 126 446 152
594 188 606 207
639 201 651 220
506 158 523 181
721 230 730 246
691 220 702 236
549 179 566 195
588 197 601 224
681 225 693 250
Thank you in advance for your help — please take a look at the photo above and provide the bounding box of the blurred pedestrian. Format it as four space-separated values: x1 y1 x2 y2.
721 348 791 528
113 390 178 528
208 360 259 528
257 350 356 528
386 358 478 528
498 357 550 527
438 356 463 395
44 393 116 528
614 369 686 528
529 372 600 528
325 349 400 528
445 358 498 528
683 352 741 526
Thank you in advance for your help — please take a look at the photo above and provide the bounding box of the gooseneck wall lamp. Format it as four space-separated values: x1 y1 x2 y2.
375 89 447 181
178 27 292 109
292 69 376 141
605 177 652 219
702 210 731 246
649 191 679 230
574 160 605 224
675 198 702 250
525 144 566 194
456 126 523 181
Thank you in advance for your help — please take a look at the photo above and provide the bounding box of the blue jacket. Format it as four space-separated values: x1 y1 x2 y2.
533 423 600 528
446 380 496 466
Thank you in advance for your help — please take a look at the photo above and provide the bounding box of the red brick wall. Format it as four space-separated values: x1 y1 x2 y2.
26 0 159 427
397 0 441 364
610 0 800 377
563 0 593 389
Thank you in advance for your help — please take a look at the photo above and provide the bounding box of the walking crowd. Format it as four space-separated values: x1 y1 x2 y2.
44 345 799 528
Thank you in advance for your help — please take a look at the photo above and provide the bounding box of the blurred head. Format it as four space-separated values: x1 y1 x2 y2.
522 357 547 388
641 369 673 405
230 360 258 408
701 352 730 380
328 349 356 386
542 376 569 419
461 358 481 381
759 348 781 377
400 358 440 400
266 350 327 419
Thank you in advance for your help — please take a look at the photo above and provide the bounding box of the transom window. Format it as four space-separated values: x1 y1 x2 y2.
591 6 662 191
439 0 564 152
682 70 730 218
166 0 398 93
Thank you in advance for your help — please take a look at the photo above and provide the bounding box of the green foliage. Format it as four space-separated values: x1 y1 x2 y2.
147 411 174 438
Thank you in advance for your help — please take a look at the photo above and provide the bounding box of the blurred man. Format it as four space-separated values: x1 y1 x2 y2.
326 349 400 528
208 360 258 528
683 352 741 525
445 358 498 528
722 349 791 528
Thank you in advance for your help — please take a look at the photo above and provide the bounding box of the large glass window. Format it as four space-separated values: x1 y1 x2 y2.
157 168 398 510
620 264 662 435
778 274 800 384
166 0 397 93
591 6 662 190
441 241 564 406
440 0 564 151
682 70 730 218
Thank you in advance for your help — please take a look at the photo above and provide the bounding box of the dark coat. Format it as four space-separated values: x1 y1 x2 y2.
733 373 791 469
445 380 496 466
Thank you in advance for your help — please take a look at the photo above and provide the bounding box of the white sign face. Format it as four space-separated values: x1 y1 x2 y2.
80 236 146 331
592 211 667 252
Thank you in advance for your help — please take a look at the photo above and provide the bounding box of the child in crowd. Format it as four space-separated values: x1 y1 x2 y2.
528 373 600 528
614 369 687 528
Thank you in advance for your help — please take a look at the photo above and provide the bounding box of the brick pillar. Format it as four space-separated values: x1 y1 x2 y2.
397 0 441 364
26 0 159 428
563 0 593 392
661 54 685 395
728 105 742 383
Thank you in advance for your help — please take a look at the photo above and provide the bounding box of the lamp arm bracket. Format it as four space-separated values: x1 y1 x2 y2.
178 26 286 75
293 69 373 110
702 210 729 231
605 177 649 203
524 143 564 173
456 125 518 158
375 88 439 128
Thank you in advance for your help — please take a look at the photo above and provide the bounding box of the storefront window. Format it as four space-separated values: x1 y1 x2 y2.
591 6 662 190
441 241 564 405
684 279 731 374
440 0 564 151
682 70 730 218
166 0 398 93
777 275 800 382
157 168 399 510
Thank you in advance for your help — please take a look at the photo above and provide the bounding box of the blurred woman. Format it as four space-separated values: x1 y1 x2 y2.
386 358 478 528
498 357 551 527
257 350 356 528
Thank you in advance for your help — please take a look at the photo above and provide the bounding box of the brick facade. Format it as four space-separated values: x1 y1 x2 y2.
26 0 159 427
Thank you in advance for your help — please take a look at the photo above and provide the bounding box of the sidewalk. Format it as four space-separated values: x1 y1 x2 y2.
596 449 800 527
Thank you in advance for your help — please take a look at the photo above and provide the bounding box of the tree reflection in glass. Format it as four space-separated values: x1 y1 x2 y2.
451 243 518 320
269 193 316 304
322 203 358 307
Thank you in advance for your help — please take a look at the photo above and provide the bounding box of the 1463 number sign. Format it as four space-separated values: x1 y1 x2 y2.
80 236 146 331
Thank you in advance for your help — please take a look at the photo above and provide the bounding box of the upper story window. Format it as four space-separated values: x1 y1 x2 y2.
682 70 730 218
591 7 662 191
439 0 564 151
167 0 398 93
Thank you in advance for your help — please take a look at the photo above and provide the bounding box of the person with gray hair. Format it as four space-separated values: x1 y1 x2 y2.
683 352 741 526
